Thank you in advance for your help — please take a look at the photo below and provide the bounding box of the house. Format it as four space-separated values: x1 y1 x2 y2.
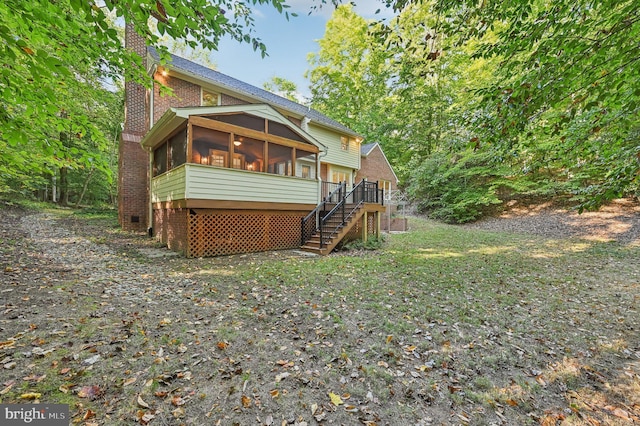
118 26 388 257
355 142 399 198
355 143 407 232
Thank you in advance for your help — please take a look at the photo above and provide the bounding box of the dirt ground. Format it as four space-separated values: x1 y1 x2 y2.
1 200 639 425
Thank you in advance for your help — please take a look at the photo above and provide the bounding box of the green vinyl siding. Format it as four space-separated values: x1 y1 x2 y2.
185 164 318 204
151 165 186 203
308 124 359 169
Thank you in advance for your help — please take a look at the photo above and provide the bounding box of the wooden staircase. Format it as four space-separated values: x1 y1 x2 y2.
301 204 365 255
300 180 383 255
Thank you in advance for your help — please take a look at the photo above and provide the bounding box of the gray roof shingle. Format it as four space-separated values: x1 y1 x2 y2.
360 142 378 156
148 47 359 137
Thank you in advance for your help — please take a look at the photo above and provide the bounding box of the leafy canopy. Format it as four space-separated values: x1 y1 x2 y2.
0 0 293 198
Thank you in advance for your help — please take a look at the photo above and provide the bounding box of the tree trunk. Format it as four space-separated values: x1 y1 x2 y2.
59 166 69 206
75 166 96 208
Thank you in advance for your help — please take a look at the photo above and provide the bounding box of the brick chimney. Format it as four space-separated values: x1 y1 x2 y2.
118 23 150 232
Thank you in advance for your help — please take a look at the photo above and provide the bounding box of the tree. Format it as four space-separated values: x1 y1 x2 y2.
0 0 293 199
263 76 300 102
388 0 640 207
315 0 638 215
307 4 392 138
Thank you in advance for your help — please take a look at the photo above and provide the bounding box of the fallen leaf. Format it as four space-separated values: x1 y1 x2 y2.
269 389 279 398
610 407 630 419
123 377 137 386
77 385 102 400
506 398 518 407
241 394 251 408
217 341 228 350
172 407 185 418
386 335 393 344
535 375 547 386
171 395 185 406
329 392 343 406
22 374 46 382
137 395 150 408
1 383 15 395
311 403 318 415
20 392 41 400
344 404 358 412
139 411 155 424
275 372 290 382
83 409 96 420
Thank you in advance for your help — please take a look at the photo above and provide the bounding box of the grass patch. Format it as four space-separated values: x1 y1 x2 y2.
3 213 638 425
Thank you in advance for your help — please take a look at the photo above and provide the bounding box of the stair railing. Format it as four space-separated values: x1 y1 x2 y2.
301 181 346 245
302 180 383 249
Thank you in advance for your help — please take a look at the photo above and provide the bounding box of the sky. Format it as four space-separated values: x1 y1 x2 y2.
207 1 395 101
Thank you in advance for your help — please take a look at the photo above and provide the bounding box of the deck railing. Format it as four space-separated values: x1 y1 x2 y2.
302 180 383 248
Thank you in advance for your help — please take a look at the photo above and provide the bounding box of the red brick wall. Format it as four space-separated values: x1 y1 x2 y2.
119 23 149 232
152 72 201 125
153 208 188 255
221 93 247 106
355 145 397 190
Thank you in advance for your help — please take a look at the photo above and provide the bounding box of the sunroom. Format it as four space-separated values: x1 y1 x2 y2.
140 104 324 257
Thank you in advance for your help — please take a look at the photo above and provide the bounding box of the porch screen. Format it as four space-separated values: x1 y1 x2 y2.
233 136 264 172
295 149 316 179
153 142 167 176
267 144 292 176
191 126 230 167
169 128 187 169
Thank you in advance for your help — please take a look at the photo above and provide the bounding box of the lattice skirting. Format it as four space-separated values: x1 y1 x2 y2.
154 208 307 257
343 211 379 244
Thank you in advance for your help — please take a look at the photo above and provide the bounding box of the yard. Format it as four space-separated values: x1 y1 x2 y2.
1 202 638 425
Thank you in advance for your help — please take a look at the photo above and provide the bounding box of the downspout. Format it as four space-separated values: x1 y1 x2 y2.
144 144 154 236
303 116 327 204
146 63 157 235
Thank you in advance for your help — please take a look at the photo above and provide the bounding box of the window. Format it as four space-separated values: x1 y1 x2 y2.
341 136 349 151
301 165 311 178
209 150 227 167
202 90 219 106
379 179 392 193
169 128 187 169
232 153 245 169
332 171 348 183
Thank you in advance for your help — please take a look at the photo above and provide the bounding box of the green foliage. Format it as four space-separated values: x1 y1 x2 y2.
0 0 291 205
407 150 506 223
309 0 639 219
263 76 300 102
